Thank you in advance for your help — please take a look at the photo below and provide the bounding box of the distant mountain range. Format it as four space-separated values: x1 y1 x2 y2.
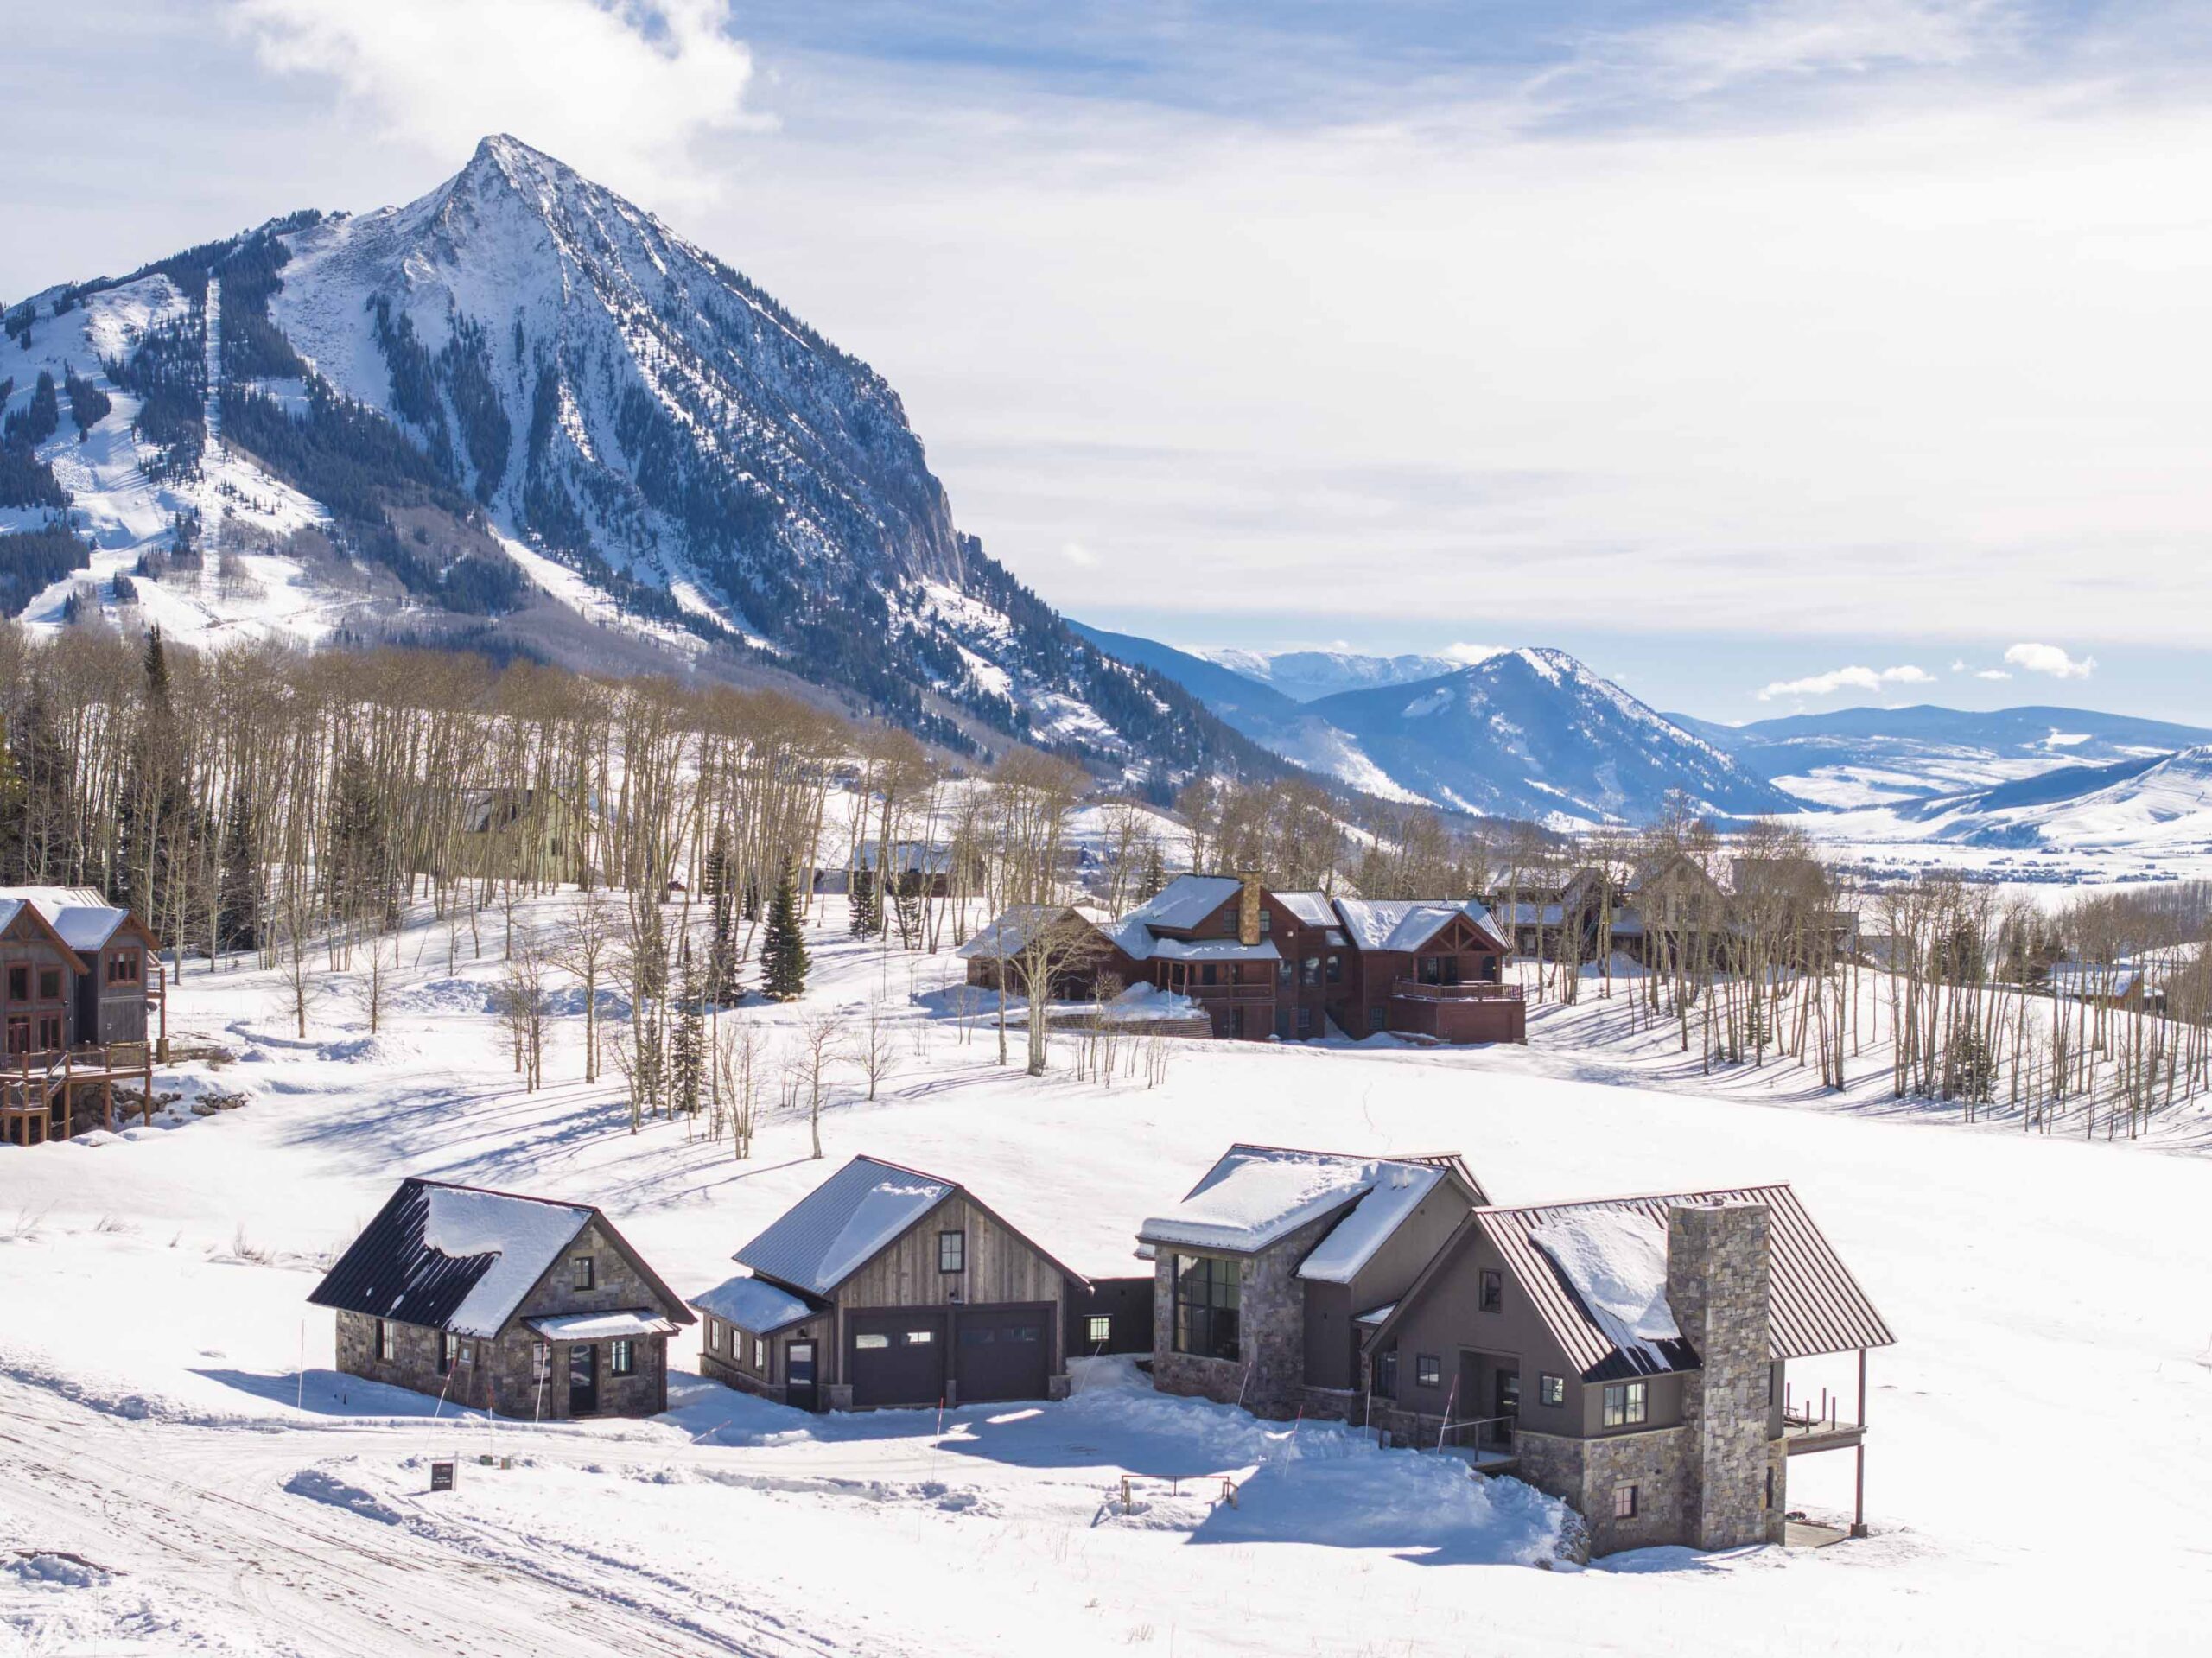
1075 626 1791 824
1192 645 1478 703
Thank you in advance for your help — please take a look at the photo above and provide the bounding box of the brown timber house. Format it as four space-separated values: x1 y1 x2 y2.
0 886 167 1146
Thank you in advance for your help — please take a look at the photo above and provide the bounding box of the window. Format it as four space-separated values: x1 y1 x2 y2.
1539 1374 1566 1408
1258 908 1272 934
439 1331 459 1375
1765 1466 1775 1509
855 1333 890 1350
1301 956 1320 987
106 952 139 985
709 1321 722 1353
1325 955 1342 985
6 966 27 1001
1418 956 1442 986
1277 959 1292 983
1613 1483 1639 1520
903 1328 934 1345
375 1319 396 1362
459 1340 474 1364
1479 1269 1503 1313
938 1229 965 1274
1086 1315 1112 1345
35 1015 61 1051
1415 1354 1442 1389
1199 963 1218 987
36 968 60 1001
753 1337 768 1370
1173 1254 1242 1362
610 1338 636 1376
1602 1381 1650 1428
570 1255 594 1290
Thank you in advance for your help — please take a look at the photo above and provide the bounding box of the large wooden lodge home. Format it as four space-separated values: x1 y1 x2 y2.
961 874 1523 1045
693 1155 1090 1411
309 1178 694 1419
0 886 166 1146
1141 1141 1896 1558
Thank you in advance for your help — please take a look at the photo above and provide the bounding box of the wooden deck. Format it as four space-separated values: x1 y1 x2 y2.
0 1041 159 1146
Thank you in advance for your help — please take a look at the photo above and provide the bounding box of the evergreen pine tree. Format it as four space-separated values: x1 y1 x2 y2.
849 865 876 937
1135 842 1167 902
143 624 171 712
760 864 809 1001
0 717 25 880
671 936 704 1118
704 825 739 1001
218 782 264 953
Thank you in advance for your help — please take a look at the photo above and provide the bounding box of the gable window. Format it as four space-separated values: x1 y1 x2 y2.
106 952 139 986
753 1337 768 1370
1539 1373 1566 1408
610 1338 636 1376
36 968 60 1001
1173 1254 1242 1362
6 966 27 1001
1613 1483 1639 1520
1602 1381 1650 1428
1086 1315 1112 1345
375 1319 397 1362
938 1229 965 1274
1258 908 1272 934
571 1255 594 1291
1479 1269 1503 1314
1415 1354 1442 1389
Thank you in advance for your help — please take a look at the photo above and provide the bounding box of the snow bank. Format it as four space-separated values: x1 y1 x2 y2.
1529 1208 1681 1369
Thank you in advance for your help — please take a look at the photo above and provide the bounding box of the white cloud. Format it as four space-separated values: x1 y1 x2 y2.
1441 642 1508 664
1060 541 1097 568
228 0 764 202
2003 642 2095 679
1757 664 1936 701
1974 668 2012 680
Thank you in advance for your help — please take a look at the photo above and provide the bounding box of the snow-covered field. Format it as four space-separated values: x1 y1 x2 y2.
3 894 2210 1655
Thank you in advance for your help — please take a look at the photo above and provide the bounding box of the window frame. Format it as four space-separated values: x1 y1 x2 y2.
937 1229 965 1274
1539 1373 1566 1408
609 1338 636 1377
1613 1483 1639 1520
1414 1353 1442 1389
1479 1268 1503 1313
753 1337 768 1371
438 1331 459 1375
1171 1253 1242 1363
1601 1380 1650 1429
5 965 26 1001
570 1254 594 1291
1085 1314 1112 1345
375 1319 396 1363
35 967 60 1001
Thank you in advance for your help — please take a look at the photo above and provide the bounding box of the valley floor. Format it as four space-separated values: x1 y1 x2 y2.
3 897 2210 1655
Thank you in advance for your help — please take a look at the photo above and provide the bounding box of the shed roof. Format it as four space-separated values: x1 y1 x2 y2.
1382 1184 1895 1381
690 1274 822 1335
308 1178 693 1339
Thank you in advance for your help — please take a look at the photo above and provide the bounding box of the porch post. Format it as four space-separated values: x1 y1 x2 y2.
1851 1345 1869 1538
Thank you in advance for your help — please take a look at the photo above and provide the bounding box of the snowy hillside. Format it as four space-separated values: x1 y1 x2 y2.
3 894 2211 1654
0 137 1267 790
1911 744 2212 850
1196 645 1479 702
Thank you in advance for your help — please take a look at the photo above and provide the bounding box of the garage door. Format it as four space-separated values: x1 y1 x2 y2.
953 1305 1052 1403
849 1310 945 1408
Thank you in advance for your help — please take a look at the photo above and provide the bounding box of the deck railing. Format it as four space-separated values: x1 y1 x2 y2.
1392 980 1524 1003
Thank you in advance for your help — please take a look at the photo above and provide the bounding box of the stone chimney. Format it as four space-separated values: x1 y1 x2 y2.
1237 870 1263 947
1666 1199 1781 1549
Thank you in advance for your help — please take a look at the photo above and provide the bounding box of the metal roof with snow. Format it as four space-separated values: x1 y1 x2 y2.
1274 890 1338 928
690 1274 822 1336
953 905 1077 961
308 1178 693 1340
1333 897 1508 955
1121 874 1243 932
1372 1184 1895 1382
0 886 154 956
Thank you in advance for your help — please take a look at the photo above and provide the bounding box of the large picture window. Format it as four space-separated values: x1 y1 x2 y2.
1173 1254 1241 1362
1602 1380 1650 1428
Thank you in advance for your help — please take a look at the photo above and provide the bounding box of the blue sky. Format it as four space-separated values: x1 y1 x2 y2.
6 2 2210 725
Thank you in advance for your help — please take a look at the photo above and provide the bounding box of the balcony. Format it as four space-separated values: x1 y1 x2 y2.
1781 1398 1866 1457
1391 980 1525 1003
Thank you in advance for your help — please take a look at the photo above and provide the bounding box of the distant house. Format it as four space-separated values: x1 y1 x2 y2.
1363 1184 1895 1555
308 1178 694 1420
693 1155 1090 1411
0 887 165 1146
814 842 979 898
1138 1144 1488 1420
953 905 1142 1001
2047 960 2168 1016
1331 899 1520 1043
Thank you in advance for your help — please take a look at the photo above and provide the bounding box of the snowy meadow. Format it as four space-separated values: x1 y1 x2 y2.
3 889 2210 1656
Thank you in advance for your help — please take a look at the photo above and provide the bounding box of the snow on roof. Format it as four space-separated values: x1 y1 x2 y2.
1274 890 1336 928
1355 1302 1397 1327
0 886 134 953
690 1274 819 1334
1147 937 1281 962
1334 898 1505 955
954 905 1071 961
525 1310 681 1341
1140 1146 1448 1274
735 1156 955 1295
2048 962 2150 999
1122 874 1243 931
423 1185 597 1338
1528 1208 1681 1374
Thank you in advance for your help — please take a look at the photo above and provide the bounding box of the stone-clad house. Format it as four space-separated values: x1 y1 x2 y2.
1138 1144 1488 1420
309 1178 694 1420
693 1155 1089 1412
1362 1185 1895 1555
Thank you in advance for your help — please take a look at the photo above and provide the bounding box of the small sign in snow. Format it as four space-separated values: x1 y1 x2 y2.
429 1460 455 1494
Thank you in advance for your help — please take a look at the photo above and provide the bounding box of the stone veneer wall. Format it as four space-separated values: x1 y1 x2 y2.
1516 1425 1698 1554
1150 1210 1339 1419
1668 1201 1784 1549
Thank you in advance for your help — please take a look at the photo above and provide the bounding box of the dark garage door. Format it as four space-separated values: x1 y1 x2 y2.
954 1305 1052 1403
848 1310 945 1408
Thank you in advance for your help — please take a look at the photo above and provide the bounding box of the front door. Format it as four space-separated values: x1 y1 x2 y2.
569 1343 598 1416
1491 1366 1520 1446
786 1341 817 1411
